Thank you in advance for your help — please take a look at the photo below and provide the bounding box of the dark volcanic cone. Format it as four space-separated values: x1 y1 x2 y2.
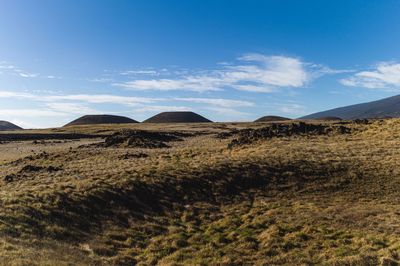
254 116 291 122
143 111 212 123
64 115 138 127
0 121 23 131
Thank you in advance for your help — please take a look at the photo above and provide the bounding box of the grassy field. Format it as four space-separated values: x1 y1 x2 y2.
0 119 400 265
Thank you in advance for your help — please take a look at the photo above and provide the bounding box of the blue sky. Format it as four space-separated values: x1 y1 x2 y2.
1 0 400 128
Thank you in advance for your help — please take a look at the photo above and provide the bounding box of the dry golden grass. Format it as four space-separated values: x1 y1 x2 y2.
0 119 400 265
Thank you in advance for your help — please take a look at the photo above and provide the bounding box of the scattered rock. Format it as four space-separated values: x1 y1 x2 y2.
119 152 149 159
47 166 62 172
3 174 15 183
37 151 49 159
215 129 240 139
103 129 189 148
314 116 342 121
32 140 46 145
19 165 44 173
354 119 370 124
19 164 62 173
228 122 351 147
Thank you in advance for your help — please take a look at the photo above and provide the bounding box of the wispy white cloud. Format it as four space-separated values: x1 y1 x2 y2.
120 70 159 76
132 105 192 113
115 77 223 92
7 119 40 129
45 102 99 114
205 107 250 121
113 54 332 93
89 78 114 83
0 61 59 79
340 62 400 90
232 84 274 93
0 62 38 78
46 75 62 79
0 62 16 70
0 91 35 99
258 101 307 117
235 54 309 87
0 91 158 105
16 71 39 78
0 90 252 117
0 109 66 117
45 94 158 105
174 97 254 108
277 103 307 115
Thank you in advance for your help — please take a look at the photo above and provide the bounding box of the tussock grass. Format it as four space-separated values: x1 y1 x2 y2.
0 119 400 265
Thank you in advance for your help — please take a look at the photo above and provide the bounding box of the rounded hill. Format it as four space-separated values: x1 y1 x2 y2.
64 115 138 127
143 112 212 123
254 116 291 122
0 121 22 131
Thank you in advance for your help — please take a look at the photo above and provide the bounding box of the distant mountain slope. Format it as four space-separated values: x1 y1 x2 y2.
0 121 22 131
254 115 291 122
313 116 342 121
64 115 138 127
143 111 212 123
301 95 400 120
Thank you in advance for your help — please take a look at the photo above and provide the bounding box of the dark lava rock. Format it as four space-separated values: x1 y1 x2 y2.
3 174 15 183
104 129 188 148
354 119 370 124
215 129 240 139
314 116 343 121
19 165 44 173
19 165 62 173
228 122 351 148
119 152 149 159
47 166 63 172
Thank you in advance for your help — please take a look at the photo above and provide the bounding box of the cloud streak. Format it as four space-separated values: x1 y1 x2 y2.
0 61 58 79
46 94 158 105
132 105 192 113
0 90 253 120
0 91 158 105
45 102 100 114
113 54 328 93
0 109 66 117
0 90 254 109
340 62 400 90
205 107 250 121
173 97 254 108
